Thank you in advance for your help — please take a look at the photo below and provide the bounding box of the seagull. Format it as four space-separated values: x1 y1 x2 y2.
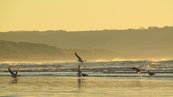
77 65 88 77
148 70 156 76
131 67 142 79
131 67 142 74
75 52 86 63
8 67 20 78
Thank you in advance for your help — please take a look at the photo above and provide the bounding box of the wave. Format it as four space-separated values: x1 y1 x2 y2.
1 60 173 73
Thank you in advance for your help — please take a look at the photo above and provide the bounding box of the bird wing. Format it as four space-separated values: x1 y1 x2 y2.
15 67 20 75
75 52 82 61
131 67 141 71
8 67 14 75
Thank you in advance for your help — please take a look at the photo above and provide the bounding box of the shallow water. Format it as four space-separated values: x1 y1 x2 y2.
0 76 173 97
1 60 173 97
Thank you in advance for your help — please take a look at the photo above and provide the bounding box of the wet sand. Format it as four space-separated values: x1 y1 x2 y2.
0 76 173 97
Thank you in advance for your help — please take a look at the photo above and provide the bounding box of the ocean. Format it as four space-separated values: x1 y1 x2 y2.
0 60 173 97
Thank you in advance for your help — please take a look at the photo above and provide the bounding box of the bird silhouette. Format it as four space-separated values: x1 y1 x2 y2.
75 52 86 63
131 67 142 74
148 70 156 76
131 67 142 79
77 65 88 77
8 67 20 78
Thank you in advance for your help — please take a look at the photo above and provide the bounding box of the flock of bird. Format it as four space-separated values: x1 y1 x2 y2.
8 52 155 79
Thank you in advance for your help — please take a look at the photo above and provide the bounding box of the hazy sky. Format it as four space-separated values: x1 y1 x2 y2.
0 0 173 31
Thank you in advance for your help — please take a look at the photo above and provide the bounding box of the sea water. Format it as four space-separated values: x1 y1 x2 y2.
0 60 173 97
0 76 173 97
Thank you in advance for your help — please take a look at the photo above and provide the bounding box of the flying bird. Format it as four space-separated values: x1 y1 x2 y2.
77 65 88 77
131 67 142 74
131 67 142 79
75 52 86 63
8 67 20 78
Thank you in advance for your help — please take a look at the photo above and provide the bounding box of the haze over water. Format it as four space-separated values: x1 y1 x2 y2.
1 0 173 97
0 60 173 97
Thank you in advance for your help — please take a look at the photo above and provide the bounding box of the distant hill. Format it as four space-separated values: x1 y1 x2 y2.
0 26 173 58
0 40 118 62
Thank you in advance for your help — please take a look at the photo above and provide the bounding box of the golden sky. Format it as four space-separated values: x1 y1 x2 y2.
0 0 173 31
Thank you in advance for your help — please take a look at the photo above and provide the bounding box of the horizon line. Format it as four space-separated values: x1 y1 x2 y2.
0 25 173 33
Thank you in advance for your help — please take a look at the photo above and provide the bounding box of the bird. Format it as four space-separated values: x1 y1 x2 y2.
8 67 20 78
131 67 142 74
148 70 156 76
77 65 88 77
131 67 142 79
75 52 86 63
